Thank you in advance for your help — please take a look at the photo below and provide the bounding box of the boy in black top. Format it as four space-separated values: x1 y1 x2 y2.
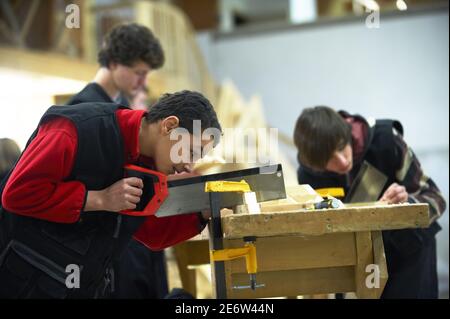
67 23 168 299
294 106 446 298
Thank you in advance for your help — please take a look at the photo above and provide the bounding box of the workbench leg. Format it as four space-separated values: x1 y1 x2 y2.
371 231 388 298
173 244 197 298
208 192 228 299
354 231 378 299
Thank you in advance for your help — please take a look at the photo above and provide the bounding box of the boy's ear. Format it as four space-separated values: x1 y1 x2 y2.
161 116 180 135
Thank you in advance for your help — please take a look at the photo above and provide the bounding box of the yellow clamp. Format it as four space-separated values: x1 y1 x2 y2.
210 242 257 275
206 181 258 280
205 180 251 193
315 187 345 198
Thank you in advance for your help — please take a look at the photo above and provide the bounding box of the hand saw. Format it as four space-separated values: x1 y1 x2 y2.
122 164 286 217
345 161 388 203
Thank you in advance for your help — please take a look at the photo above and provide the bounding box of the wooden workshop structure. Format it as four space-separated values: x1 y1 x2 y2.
174 186 431 299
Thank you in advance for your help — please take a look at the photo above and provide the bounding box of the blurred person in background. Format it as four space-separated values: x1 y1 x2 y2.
67 23 164 107
294 106 446 299
0 138 21 182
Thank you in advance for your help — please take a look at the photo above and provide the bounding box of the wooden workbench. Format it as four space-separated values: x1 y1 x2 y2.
174 202 430 299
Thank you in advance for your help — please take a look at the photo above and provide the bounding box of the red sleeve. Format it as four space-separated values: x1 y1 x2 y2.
1 117 86 223
133 213 204 251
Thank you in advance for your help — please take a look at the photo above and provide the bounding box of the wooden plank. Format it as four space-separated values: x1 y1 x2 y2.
0 47 169 96
222 233 357 273
53 93 76 105
20 0 41 44
354 231 378 299
173 240 209 266
371 231 388 298
81 0 97 63
224 253 234 300
173 0 218 31
260 184 322 209
260 203 311 212
222 203 430 239
227 267 355 299
173 243 197 297
134 1 155 29
208 244 219 299
285 184 323 203
0 47 97 81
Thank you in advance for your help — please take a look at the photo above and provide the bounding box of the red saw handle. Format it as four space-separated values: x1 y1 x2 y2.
120 164 169 216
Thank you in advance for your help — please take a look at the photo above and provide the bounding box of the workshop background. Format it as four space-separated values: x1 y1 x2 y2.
0 0 448 298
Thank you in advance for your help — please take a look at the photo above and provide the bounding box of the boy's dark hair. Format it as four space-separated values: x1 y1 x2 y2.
145 91 222 146
98 23 164 69
293 106 351 170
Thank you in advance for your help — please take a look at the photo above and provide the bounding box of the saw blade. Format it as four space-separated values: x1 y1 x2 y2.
156 164 286 217
345 161 388 203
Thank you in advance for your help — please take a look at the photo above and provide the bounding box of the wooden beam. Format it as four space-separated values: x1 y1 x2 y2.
81 0 97 62
173 243 203 297
0 46 170 96
227 266 355 299
372 230 388 296
0 19 15 42
53 93 76 105
221 203 430 239
0 47 96 81
20 0 40 44
354 231 378 299
223 233 357 273
173 240 209 266
0 0 22 46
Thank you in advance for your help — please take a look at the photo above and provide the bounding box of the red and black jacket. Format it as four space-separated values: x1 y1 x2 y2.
0 102 201 298
297 112 444 298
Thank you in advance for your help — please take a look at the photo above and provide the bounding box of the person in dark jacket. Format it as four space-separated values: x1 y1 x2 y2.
67 23 164 107
0 91 221 298
293 106 446 299
0 138 21 183
67 23 169 299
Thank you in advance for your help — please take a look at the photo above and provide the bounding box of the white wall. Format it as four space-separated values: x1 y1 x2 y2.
199 11 449 152
197 10 449 297
0 68 86 149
